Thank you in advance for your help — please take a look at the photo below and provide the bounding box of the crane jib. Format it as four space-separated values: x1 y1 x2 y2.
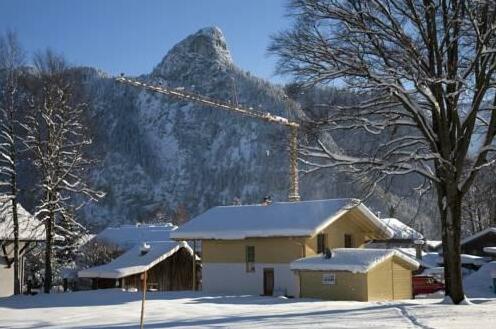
115 76 301 202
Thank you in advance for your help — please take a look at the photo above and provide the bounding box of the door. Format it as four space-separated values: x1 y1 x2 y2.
263 268 274 296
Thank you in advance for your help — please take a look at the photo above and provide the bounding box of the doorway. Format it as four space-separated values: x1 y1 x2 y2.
263 268 274 296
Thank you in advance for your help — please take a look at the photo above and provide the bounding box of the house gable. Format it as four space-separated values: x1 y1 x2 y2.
306 207 393 255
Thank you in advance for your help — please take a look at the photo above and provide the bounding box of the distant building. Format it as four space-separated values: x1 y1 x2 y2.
78 223 199 291
0 196 45 297
461 228 496 256
365 217 423 249
171 198 403 298
92 222 180 250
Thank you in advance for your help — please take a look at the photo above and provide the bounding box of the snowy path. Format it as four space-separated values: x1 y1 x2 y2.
0 290 494 329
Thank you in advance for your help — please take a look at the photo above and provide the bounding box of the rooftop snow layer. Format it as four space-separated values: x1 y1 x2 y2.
78 241 192 279
94 223 178 249
483 247 496 255
170 199 394 240
379 218 423 240
0 195 44 241
425 240 442 249
290 248 419 273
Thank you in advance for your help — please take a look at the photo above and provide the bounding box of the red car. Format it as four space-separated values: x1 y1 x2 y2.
412 275 445 296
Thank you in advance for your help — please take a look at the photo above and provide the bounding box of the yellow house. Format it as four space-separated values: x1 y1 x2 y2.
290 248 419 301
171 198 396 297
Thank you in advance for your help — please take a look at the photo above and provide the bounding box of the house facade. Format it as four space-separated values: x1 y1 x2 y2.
171 199 395 297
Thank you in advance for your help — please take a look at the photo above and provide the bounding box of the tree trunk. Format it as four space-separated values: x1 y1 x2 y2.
43 194 55 294
438 183 465 304
11 196 20 295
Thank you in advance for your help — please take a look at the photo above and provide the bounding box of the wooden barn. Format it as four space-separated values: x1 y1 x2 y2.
78 241 200 291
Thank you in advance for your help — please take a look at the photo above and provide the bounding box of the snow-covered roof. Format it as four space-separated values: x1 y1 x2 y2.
396 248 440 269
290 248 419 273
425 240 442 249
78 241 192 279
170 199 394 240
461 228 496 245
0 195 44 241
483 247 496 255
378 218 423 240
93 223 178 250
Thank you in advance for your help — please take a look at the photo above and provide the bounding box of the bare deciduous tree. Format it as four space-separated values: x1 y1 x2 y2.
462 165 496 235
23 50 103 293
0 31 25 295
270 0 496 303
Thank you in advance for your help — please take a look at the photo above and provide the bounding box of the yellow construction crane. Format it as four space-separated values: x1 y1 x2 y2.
116 76 301 202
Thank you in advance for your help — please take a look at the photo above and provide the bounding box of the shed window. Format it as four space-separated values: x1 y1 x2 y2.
317 233 327 253
344 234 354 248
322 273 336 285
246 246 255 272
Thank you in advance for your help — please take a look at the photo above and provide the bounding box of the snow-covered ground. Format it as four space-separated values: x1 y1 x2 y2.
0 290 495 329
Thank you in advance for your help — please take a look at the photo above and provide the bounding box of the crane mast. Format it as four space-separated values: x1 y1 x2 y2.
116 76 300 202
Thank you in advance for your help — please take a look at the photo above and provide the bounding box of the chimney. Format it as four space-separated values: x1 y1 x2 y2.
414 239 425 261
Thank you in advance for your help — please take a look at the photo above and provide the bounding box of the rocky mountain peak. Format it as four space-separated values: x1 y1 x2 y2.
152 26 233 79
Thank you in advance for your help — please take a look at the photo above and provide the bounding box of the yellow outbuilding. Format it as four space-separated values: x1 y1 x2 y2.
290 248 419 301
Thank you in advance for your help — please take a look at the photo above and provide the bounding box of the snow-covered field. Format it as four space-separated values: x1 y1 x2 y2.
0 290 495 329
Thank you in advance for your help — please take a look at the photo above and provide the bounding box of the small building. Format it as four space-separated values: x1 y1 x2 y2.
461 228 496 256
290 249 419 301
0 196 45 297
78 241 199 291
170 198 394 297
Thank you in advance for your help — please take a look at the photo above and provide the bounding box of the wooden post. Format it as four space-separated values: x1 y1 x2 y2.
192 240 196 291
140 271 147 329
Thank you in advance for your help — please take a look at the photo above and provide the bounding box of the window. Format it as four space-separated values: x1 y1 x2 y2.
246 246 255 272
344 234 354 248
317 233 327 254
322 273 336 285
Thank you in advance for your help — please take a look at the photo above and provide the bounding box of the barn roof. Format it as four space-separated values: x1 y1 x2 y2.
290 248 419 273
78 241 193 279
0 195 44 241
170 199 394 240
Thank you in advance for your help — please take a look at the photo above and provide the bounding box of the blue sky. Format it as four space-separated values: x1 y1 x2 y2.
0 0 290 83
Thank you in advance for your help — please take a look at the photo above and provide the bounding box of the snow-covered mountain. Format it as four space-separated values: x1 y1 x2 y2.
18 27 438 234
